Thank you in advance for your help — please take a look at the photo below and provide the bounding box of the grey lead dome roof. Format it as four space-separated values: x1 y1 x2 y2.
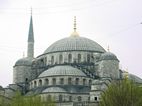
14 57 33 66
38 65 86 78
44 36 105 54
100 52 119 61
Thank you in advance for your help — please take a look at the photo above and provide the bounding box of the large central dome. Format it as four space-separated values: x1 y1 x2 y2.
44 36 105 54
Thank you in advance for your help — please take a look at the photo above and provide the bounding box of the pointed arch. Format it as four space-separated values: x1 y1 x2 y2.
68 78 72 85
78 54 81 63
45 79 49 85
59 54 63 64
51 56 54 64
68 54 72 63
87 54 90 63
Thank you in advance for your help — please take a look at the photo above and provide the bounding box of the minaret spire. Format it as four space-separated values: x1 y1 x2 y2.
71 16 79 37
28 8 34 42
27 8 34 58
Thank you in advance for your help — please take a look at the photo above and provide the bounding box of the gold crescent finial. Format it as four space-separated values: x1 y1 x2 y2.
74 16 76 32
71 16 79 37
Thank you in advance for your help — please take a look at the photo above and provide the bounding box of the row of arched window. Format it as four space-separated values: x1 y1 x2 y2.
58 95 82 102
44 95 88 102
49 53 93 65
30 78 92 88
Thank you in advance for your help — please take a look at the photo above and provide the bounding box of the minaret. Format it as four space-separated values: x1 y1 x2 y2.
27 11 34 58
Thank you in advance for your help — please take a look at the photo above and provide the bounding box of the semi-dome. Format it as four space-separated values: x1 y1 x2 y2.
44 36 105 54
38 65 86 78
14 57 33 66
100 52 119 61
42 87 67 93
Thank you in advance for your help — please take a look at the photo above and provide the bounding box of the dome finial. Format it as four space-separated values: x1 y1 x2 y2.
107 45 110 52
74 16 77 32
71 16 79 37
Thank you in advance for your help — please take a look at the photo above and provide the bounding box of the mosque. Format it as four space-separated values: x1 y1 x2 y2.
0 15 142 106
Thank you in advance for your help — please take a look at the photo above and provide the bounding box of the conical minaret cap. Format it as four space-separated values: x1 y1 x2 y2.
28 10 34 42
27 9 34 58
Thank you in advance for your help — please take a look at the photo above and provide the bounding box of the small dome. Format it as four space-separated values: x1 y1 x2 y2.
44 36 105 54
14 57 33 66
42 87 67 93
100 52 119 61
38 65 86 78
128 74 142 83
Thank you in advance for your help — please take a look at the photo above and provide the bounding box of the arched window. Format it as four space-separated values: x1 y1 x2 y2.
51 56 54 64
40 59 44 66
69 96 72 101
52 78 56 85
68 54 72 63
47 95 51 100
45 57 47 65
78 54 81 63
87 54 90 63
39 79 42 86
94 97 98 101
89 80 92 85
59 55 63 64
88 97 90 101
25 78 28 82
75 78 79 85
34 81 36 87
45 79 49 85
59 95 62 102
78 96 82 101
60 78 64 85
68 78 72 85
91 55 94 62
83 79 86 85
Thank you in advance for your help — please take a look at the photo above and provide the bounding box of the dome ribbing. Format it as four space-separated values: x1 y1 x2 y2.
44 36 105 54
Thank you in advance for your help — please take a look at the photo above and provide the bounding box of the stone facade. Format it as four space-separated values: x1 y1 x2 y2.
0 16 142 106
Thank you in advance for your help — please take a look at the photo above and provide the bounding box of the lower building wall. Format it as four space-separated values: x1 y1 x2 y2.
89 102 99 106
55 102 99 106
56 102 73 106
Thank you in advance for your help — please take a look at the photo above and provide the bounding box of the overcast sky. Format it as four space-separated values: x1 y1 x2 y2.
0 0 142 87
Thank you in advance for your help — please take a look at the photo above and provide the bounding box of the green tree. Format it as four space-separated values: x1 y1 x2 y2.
11 91 24 106
43 96 55 106
0 95 4 106
99 79 142 106
10 91 55 106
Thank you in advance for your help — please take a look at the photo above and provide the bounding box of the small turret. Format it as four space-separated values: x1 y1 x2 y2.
13 12 35 84
98 51 120 79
